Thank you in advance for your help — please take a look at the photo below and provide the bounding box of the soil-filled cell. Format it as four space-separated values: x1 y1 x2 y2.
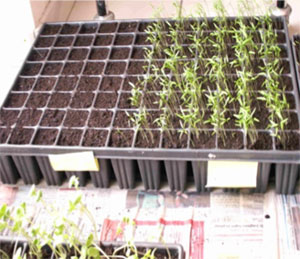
0 110 19 126
79 23 98 34
42 63 63 75
83 62 105 75
55 36 74 47
135 34 149 45
89 48 109 60
0 128 11 144
190 131 216 149
13 78 35 91
110 48 130 59
9 128 34 145
74 36 93 46
94 35 113 46
48 49 68 61
70 92 94 108
69 48 89 60
99 23 117 33
34 77 56 91
94 92 117 108
113 110 133 128
247 132 273 150
33 129 58 145
162 131 188 148
4 94 28 108
88 110 113 128
135 130 160 148
276 132 300 150
100 77 122 91
26 93 49 108
61 24 79 34
105 62 126 75
218 131 244 149
58 129 82 146
83 130 108 147
109 130 134 147
41 24 61 35
48 93 71 108
127 61 148 74
21 63 42 76
64 110 89 127
28 49 48 61
56 76 78 91
35 37 55 48
118 22 137 32
17 109 42 126
62 62 84 75
119 92 140 109
78 77 100 91
114 34 134 45
40 110 65 127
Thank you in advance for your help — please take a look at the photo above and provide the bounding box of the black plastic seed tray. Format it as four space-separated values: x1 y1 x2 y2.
0 17 299 194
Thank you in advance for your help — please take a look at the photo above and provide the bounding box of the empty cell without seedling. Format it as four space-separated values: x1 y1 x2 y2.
94 92 117 108
99 22 117 33
33 129 58 145
79 23 98 34
40 110 65 127
58 129 82 146
13 78 35 91
21 63 42 76
55 36 74 47
113 110 133 128
64 110 89 127
88 110 112 128
110 48 130 59
78 76 100 91
118 22 137 32
83 62 105 75
74 36 93 46
35 37 55 48
94 35 113 46
0 110 20 126
48 93 71 108
48 49 68 61
4 94 28 108
9 127 34 145
105 62 126 75
134 34 149 45
114 34 133 45
127 61 148 74
62 62 84 75
0 128 11 144
28 49 48 61
60 24 79 34
69 48 88 60
70 92 94 108
26 93 49 108
89 48 109 60
83 130 108 147
34 77 56 91
109 130 134 147
41 24 61 35
17 109 42 126
42 63 63 75
100 77 122 91
56 76 78 91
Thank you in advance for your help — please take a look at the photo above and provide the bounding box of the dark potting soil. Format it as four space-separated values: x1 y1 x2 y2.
41 24 61 35
162 131 188 148
286 93 296 109
34 77 56 91
48 49 68 61
0 127 11 143
247 132 273 150
33 129 58 145
146 80 163 91
109 130 134 147
119 93 139 109
4 93 28 108
94 35 113 46
110 48 130 59
69 48 89 60
0 109 19 126
9 127 34 144
40 110 65 127
143 93 159 109
131 47 147 59
138 22 152 32
78 77 100 91
17 109 42 126
70 92 94 108
62 62 84 75
279 76 293 91
190 131 216 149
99 23 117 33
26 93 49 108
89 48 109 60
135 34 149 45
100 77 122 91
28 49 48 61
113 111 133 128
42 63 63 75
218 131 244 149
286 112 299 130
146 111 162 128
35 37 55 48
48 93 71 108
135 130 160 148
114 34 134 45
105 62 126 75
128 61 148 74
79 23 97 34
56 76 78 91
254 110 270 129
276 132 300 150
61 24 79 34
84 62 105 75
83 129 108 147
118 22 137 32
55 36 74 47
88 110 112 127
64 110 89 127
74 36 93 46
58 129 82 146
123 76 140 91
13 78 35 91
224 111 238 129
94 92 117 108
21 63 42 76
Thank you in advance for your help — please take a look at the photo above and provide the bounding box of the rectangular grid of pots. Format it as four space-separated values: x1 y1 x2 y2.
0 17 299 194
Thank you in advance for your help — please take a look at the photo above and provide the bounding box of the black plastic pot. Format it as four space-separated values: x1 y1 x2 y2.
0 17 299 193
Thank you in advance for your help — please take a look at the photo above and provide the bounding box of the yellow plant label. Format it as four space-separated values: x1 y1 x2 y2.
49 152 99 171
206 161 258 188
218 254 240 259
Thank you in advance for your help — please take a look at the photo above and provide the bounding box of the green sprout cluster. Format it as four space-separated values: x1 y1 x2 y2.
127 0 291 148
